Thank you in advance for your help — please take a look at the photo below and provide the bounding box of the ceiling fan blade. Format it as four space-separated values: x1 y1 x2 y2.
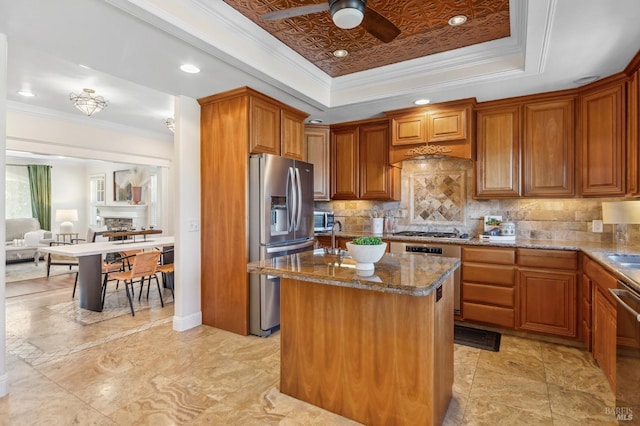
362 6 401 43
261 3 330 21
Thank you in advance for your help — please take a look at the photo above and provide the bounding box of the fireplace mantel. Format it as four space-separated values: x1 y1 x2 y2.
98 204 147 229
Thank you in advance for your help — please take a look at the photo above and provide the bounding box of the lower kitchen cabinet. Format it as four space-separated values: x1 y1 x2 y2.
518 269 576 337
584 254 618 391
462 247 516 328
517 249 577 337
593 284 617 391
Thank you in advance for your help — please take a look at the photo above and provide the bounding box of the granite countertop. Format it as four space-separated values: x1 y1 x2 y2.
247 249 460 297
316 231 640 294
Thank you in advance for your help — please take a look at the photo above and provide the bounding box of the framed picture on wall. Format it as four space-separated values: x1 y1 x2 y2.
113 170 132 202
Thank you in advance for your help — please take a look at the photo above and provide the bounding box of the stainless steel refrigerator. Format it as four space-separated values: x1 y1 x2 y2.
249 154 315 337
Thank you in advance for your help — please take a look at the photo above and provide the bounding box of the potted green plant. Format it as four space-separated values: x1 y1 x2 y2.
346 236 387 271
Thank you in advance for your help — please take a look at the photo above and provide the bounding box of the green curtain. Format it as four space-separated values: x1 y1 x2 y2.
27 165 52 230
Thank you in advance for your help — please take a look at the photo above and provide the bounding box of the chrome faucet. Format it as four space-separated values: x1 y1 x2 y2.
331 220 343 251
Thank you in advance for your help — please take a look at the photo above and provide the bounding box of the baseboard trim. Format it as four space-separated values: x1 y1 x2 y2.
173 311 202 331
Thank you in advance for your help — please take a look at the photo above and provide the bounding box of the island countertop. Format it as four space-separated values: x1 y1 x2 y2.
247 248 460 297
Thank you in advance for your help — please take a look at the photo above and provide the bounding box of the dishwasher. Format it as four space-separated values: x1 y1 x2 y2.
390 241 462 315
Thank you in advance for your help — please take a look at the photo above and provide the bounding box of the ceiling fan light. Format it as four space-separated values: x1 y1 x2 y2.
332 8 364 29
330 0 365 29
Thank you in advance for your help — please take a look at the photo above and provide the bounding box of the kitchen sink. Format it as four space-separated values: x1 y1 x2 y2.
607 254 640 269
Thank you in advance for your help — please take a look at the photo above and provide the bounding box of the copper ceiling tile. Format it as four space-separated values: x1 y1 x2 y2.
224 0 511 77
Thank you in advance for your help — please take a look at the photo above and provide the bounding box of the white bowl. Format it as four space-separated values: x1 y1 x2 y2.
346 242 387 271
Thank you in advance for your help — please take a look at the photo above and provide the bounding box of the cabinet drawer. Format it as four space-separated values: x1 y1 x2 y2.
517 249 578 270
463 282 514 308
463 247 515 264
462 263 515 286
463 302 515 328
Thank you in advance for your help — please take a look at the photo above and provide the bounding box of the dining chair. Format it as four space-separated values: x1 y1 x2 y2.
107 251 162 316
155 248 174 301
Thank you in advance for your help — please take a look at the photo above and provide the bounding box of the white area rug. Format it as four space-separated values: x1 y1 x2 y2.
5 262 77 283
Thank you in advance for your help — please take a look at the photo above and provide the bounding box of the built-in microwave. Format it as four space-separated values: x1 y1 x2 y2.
314 211 334 232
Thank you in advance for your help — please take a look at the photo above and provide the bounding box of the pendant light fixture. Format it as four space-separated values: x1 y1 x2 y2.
69 88 108 116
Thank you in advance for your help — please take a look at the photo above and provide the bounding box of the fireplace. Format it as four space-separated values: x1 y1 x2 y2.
97 205 147 230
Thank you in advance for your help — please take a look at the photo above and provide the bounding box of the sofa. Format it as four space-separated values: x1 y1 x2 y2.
5 218 52 264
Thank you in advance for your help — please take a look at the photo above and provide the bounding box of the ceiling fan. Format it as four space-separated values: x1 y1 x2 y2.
261 0 401 43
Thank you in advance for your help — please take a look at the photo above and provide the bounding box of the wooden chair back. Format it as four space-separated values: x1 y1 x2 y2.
130 251 160 279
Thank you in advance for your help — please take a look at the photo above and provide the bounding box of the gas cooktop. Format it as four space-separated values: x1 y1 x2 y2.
393 231 465 239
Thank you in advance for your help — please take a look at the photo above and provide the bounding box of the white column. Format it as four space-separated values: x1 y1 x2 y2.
172 95 202 331
0 32 10 397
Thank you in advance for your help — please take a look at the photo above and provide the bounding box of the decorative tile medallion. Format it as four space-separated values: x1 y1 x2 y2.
409 171 465 225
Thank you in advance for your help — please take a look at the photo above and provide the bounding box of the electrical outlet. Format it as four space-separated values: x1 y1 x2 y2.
592 220 603 233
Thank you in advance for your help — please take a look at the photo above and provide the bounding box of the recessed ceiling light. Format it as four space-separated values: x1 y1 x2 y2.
414 99 430 105
573 75 600 85
448 15 467 26
309 119 324 124
18 90 35 97
180 64 200 74
333 49 348 58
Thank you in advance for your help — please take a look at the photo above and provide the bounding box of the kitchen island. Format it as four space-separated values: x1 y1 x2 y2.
247 249 459 425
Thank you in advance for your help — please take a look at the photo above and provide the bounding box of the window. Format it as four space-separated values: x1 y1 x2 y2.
89 174 106 204
6 165 32 218
89 174 106 226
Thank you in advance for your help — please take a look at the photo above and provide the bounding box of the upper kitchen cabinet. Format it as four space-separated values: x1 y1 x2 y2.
522 97 576 197
304 125 330 201
248 88 308 160
330 119 400 201
475 104 521 198
385 99 476 164
475 92 576 199
625 52 640 196
578 76 626 197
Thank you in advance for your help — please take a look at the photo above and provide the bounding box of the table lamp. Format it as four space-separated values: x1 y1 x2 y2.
601 201 640 245
56 209 78 233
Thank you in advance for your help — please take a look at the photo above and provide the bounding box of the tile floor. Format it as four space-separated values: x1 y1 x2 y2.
1 276 618 425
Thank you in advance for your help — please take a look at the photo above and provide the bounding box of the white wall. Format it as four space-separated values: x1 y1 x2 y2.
6 109 173 167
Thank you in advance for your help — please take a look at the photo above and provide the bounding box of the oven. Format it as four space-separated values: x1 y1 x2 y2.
609 280 640 422
390 241 462 315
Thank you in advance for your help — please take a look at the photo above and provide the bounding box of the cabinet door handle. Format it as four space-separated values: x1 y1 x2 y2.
609 287 640 322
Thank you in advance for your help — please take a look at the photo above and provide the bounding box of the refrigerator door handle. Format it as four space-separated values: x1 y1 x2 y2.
294 167 302 231
265 239 315 254
286 167 296 232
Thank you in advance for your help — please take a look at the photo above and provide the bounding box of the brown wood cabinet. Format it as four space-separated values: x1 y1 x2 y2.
330 119 400 201
579 77 626 196
475 105 521 198
199 87 307 336
522 98 575 197
581 270 593 351
248 90 307 160
517 249 577 337
304 125 330 200
389 112 426 146
386 99 475 163
461 246 517 328
626 67 640 195
583 254 618 391
427 106 468 143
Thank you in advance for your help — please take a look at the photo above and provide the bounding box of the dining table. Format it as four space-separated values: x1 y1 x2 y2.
40 236 175 312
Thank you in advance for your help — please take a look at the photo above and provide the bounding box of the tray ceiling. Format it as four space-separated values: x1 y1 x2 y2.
223 0 511 77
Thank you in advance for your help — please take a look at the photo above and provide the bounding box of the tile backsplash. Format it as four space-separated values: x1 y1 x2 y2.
314 157 640 243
